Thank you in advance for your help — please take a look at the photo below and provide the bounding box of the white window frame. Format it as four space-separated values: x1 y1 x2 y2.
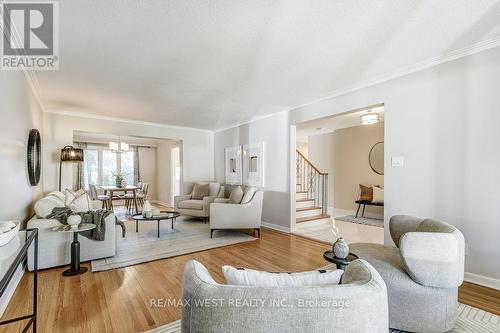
86 144 134 186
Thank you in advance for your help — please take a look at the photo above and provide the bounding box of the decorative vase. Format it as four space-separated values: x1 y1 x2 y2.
333 237 349 259
116 178 122 188
67 215 82 228
121 179 127 188
142 200 153 218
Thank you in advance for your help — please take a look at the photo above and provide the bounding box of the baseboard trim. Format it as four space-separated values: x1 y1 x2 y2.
262 221 291 234
464 272 500 290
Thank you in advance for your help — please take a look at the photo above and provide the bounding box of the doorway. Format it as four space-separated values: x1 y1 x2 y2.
292 105 385 245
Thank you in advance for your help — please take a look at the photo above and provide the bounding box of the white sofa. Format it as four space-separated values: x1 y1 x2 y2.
27 195 119 271
181 259 389 333
209 190 263 238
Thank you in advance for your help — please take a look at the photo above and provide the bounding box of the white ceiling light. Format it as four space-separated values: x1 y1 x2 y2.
360 113 379 125
109 137 129 154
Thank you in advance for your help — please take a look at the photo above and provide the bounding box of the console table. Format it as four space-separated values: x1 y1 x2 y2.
0 229 38 332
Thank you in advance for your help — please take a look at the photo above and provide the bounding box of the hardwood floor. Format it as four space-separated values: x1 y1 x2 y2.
1 228 498 332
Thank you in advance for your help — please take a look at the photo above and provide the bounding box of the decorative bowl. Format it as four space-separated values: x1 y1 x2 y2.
67 215 82 228
0 221 20 247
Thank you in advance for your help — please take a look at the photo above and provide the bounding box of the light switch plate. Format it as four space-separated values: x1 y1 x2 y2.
391 156 405 167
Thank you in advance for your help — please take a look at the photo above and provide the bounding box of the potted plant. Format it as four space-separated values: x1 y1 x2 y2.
111 171 124 188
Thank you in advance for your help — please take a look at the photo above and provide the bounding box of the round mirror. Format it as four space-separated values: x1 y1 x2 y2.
369 141 384 175
27 129 41 186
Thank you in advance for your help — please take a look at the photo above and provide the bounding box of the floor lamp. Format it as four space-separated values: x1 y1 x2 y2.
59 145 84 191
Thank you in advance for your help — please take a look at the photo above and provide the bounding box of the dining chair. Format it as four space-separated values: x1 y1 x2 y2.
138 183 150 206
89 184 111 209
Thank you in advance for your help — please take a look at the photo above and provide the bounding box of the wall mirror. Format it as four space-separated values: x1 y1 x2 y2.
369 141 384 175
27 129 41 186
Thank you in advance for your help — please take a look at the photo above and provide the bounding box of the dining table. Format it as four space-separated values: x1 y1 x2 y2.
99 185 141 213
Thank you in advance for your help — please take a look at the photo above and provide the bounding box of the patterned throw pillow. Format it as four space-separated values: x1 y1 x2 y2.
65 189 92 213
192 183 209 200
359 184 373 201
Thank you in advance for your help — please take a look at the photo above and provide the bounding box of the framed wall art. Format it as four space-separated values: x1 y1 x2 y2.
243 142 264 187
225 145 242 185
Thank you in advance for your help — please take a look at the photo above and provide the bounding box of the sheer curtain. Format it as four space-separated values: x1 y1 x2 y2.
74 142 89 191
133 146 141 184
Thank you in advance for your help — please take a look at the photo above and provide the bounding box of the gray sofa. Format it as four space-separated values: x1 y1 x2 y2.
181 259 388 333
174 182 224 222
350 215 465 333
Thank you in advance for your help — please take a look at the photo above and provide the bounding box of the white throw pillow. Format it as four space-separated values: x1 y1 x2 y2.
241 187 257 204
372 186 384 204
47 191 66 202
229 186 244 204
65 189 92 213
34 196 65 218
222 266 343 287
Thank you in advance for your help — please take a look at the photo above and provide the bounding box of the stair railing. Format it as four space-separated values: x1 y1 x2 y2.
296 150 329 216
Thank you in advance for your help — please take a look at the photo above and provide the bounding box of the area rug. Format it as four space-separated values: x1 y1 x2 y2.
91 217 257 272
142 303 500 333
335 215 384 228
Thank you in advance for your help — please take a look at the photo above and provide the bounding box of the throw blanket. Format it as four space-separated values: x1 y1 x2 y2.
49 207 126 241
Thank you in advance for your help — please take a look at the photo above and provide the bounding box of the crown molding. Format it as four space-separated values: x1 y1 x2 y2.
290 35 500 111
214 110 290 133
43 110 214 133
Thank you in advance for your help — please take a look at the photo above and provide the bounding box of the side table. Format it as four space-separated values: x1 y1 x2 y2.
323 251 359 271
52 223 96 276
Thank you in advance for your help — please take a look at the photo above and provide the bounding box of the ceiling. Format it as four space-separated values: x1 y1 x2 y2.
33 1 500 130
296 105 384 140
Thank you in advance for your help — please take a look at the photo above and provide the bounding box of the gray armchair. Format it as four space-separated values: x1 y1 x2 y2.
350 215 465 333
174 182 224 222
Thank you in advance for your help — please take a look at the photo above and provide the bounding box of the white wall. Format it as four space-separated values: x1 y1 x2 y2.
290 46 500 282
214 112 291 229
138 147 157 200
42 112 214 194
307 133 335 209
156 140 179 206
0 72 43 316
296 141 308 157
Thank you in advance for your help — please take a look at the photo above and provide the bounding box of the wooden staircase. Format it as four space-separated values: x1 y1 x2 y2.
295 150 330 224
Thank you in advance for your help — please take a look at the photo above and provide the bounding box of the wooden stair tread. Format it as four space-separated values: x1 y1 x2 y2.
296 214 330 223
296 199 314 202
296 191 307 194
296 207 321 212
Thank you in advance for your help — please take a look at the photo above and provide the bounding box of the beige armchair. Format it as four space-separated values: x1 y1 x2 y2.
174 182 224 223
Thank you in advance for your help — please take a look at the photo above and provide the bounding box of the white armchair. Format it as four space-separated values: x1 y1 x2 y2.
209 190 263 238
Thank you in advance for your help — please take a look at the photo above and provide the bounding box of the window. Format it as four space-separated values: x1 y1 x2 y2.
102 150 117 186
120 151 134 186
84 146 135 186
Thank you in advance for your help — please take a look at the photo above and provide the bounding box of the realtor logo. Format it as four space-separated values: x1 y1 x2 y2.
1 1 59 70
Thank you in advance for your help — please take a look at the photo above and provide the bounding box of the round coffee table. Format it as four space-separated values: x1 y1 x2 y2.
52 223 96 276
132 212 180 238
323 251 359 271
